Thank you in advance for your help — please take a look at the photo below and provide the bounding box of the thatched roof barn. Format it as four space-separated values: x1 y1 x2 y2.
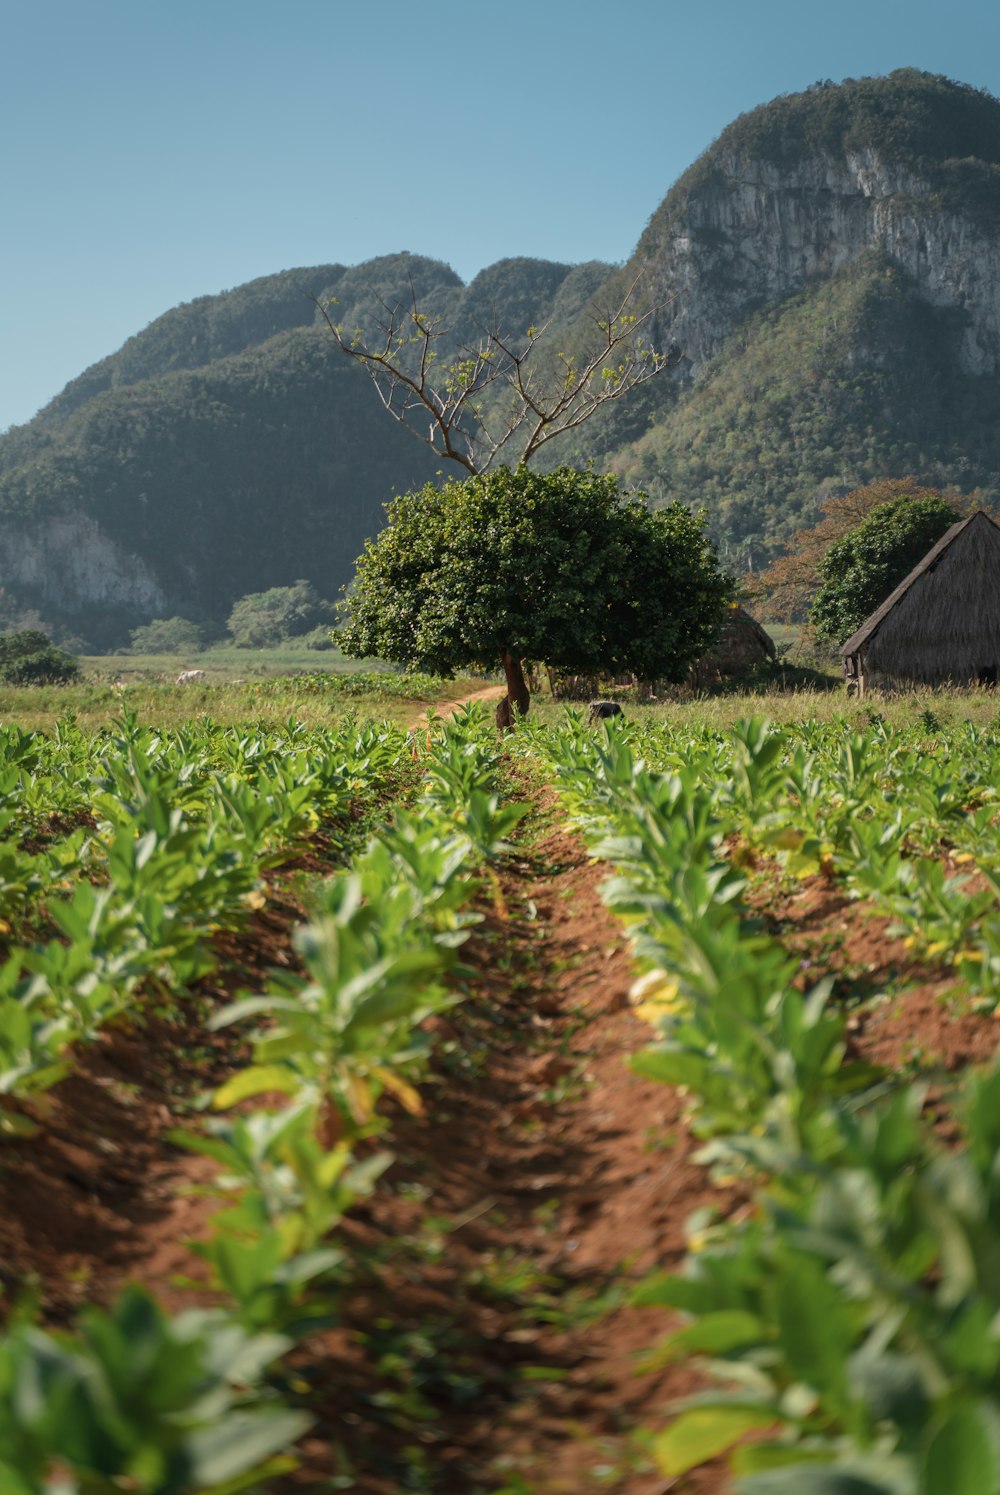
690 605 777 688
841 511 1000 695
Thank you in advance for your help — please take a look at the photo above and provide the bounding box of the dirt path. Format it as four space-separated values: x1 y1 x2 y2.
411 683 508 729
281 801 734 1494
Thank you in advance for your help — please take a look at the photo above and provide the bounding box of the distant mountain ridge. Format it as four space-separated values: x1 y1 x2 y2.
3 68 1000 642
0 255 609 642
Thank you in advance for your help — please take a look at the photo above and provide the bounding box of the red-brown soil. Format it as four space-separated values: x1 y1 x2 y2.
0 880 307 1322
746 864 1000 1081
0 792 734 1493
277 812 740 1494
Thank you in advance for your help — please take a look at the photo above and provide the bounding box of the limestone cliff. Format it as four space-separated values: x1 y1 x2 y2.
0 514 166 615
634 81 1000 380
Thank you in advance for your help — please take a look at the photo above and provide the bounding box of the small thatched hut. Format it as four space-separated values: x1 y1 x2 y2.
841 511 1000 695
689 605 777 688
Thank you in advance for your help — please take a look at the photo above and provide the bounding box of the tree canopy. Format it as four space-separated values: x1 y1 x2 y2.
227 581 335 649
751 477 953 622
0 630 79 685
809 494 961 642
338 466 733 702
129 617 206 654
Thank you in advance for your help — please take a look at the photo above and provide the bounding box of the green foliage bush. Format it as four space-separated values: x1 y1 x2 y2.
339 465 734 685
227 581 335 648
129 616 206 654
810 495 961 641
0 630 79 685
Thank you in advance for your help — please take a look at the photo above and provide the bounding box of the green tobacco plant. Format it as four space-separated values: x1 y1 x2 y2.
0 704 520 1491
0 710 416 1120
0 1286 307 1494
517 711 1000 1489
211 872 458 1135
172 1106 392 1329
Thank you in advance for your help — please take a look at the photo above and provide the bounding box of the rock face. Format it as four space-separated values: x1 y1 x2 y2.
639 149 1000 380
0 514 166 614
630 72 1000 381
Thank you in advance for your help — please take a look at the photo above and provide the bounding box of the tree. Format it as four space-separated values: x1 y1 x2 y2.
316 272 672 475
0 630 79 685
338 466 733 713
810 494 961 642
227 581 335 649
750 479 952 623
129 617 206 654
319 270 680 719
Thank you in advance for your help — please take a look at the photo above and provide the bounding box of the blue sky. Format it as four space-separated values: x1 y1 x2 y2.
3 0 1000 432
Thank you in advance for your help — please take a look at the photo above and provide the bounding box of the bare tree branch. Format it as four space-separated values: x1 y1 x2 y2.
314 272 677 475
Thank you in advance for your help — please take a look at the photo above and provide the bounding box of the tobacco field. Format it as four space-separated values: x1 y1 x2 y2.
2 694 1000 1493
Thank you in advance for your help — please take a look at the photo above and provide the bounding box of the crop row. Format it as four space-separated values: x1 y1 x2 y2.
0 706 521 1493
520 712 1000 1495
0 710 415 1116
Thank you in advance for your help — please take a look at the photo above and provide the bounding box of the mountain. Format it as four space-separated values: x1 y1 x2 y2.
578 69 1000 554
0 255 609 643
3 68 1000 642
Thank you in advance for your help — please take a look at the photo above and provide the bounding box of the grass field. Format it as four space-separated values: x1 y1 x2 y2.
0 668 489 732
81 640 378 683
4 655 1000 735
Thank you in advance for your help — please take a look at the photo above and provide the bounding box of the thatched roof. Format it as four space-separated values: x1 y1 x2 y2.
692 605 776 683
840 511 1000 683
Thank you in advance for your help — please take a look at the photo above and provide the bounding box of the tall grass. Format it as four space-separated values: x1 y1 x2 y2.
0 673 487 733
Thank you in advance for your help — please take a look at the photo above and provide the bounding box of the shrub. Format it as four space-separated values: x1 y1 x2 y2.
0 630 80 685
129 617 207 654
228 582 335 648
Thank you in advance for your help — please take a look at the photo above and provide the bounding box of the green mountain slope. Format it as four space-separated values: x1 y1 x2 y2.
603 254 1000 559
0 254 609 641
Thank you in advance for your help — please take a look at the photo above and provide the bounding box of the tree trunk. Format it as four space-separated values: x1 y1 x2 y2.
499 648 531 726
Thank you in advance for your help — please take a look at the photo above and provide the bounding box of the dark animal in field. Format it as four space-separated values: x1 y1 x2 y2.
588 700 623 723
496 696 515 732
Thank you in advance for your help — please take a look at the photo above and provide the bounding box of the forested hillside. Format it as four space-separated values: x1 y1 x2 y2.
596 254 1000 561
0 256 609 642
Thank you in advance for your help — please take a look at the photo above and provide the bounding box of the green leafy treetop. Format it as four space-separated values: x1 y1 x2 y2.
338 465 733 716
809 494 961 643
129 616 206 654
227 581 335 649
0 630 79 685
